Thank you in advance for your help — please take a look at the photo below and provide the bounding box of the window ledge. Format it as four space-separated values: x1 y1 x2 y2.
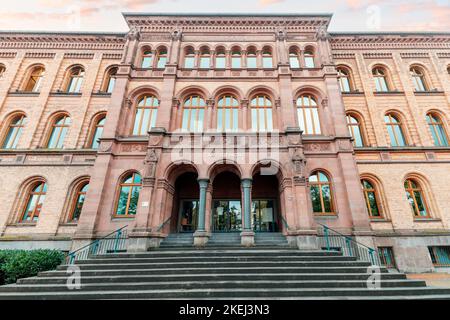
314 214 338 218
370 219 392 223
7 222 37 227
59 222 78 227
373 91 405 95
413 218 441 222
414 91 445 95
8 91 40 96
341 91 364 95
50 92 82 96
111 216 136 220
92 91 112 97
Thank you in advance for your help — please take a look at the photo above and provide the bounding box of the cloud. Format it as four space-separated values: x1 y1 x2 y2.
259 0 285 6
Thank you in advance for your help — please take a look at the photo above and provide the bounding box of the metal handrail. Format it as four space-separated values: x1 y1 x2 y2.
316 222 381 266
66 225 128 264
155 217 171 232
280 215 292 232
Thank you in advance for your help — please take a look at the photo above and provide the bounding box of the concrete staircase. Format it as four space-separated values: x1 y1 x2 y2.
1 246 450 299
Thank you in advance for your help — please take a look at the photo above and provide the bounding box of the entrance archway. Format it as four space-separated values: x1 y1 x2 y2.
171 172 199 233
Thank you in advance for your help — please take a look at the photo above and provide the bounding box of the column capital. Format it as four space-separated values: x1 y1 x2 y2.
198 178 210 188
241 178 252 188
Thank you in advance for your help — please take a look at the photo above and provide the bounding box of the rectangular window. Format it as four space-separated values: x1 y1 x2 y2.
200 57 210 69
263 57 273 68
428 246 450 267
215 57 226 69
304 57 315 68
247 57 257 69
290 57 300 69
232 57 241 69
378 247 396 268
184 57 195 69
157 57 167 69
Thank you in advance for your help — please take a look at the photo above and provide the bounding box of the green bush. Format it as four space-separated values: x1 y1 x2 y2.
0 249 65 285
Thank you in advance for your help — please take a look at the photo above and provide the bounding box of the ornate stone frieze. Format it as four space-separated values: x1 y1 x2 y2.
0 52 16 58
25 52 56 59
121 144 147 153
400 52 429 58
304 143 331 152
103 53 123 60
64 52 95 59
332 53 355 59
362 52 393 59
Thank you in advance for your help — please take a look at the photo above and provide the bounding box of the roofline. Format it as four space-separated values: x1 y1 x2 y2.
0 30 126 37
330 31 450 36
122 12 334 18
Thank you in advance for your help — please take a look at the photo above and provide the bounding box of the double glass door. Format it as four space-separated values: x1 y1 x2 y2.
252 199 277 232
212 200 242 232
178 200 198 232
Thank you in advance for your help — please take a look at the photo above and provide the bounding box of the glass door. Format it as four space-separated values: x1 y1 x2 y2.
252 199 277 232
212 200 242 232
178 200 198 233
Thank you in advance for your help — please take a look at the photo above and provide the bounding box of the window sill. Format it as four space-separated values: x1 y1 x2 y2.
50 92 82 97
8 91 40 96
370 218 391 222
111 216 136 220
8 222 37 227
59 222 78 227
373 91 404 95
413 218 441 222
414 90 444 95
91 92 112 97
314 213 338 218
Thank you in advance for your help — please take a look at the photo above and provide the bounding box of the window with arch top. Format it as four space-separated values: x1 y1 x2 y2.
361 179 382 218
410 67 428 92
21 181 47 223
2 113 27 149
24 66 45 92
181 95 206 132
132 95 159 136
337 67 353 93
65 66 85 93
384 113 406 147
296 94 321 135
115 172 142 217
103 67 117 93
141 49 153 68
89 115 106 149
250 95 273 132
217 95 239 132
372 67 390 92
404 179 429 218
69 181 89 222
46 114 71 149
426 112 448 147
346 114 365 147
309 171 334 214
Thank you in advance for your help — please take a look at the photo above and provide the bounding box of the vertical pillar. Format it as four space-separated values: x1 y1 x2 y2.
240 178 255 246
194 179 210 246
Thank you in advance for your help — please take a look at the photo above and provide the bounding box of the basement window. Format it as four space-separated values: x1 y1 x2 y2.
429 246 450 267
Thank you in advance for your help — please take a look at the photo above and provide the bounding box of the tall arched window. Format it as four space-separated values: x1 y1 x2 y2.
410 67 428 92
246 47 257 69
2 114 26 149
89 115 106 149
46 114 71 149
102 67 117 93
181 95 206 132
296 94 321 135
199 47 211 69
262 47 273 68
65 66 85 93
309 171 334 214
0 64 5 77
361 179 382 218
217 95 239 131
384 113 406 147
215 47 226 69
426 113 448 147
289 47 300 69
231 48 242 69
156 47 167 69
304 49 315 68
346 114 365 147
184 47 195 69
132 95 159 135
404 179 429 218
141 49 153 68
21 181 47 223
372 67 390 92
115 172 142 217
69 182 89 222
24 66 45 92
250 95 273 132
337 67 353 92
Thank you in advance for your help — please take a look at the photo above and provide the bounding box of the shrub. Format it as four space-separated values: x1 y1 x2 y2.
0 249 65 285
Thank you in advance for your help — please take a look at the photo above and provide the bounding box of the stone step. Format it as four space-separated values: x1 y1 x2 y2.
2 287 450 300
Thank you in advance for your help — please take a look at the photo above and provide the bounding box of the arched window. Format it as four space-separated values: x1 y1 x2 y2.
21 181 47 223
337 67 353 92
141 49 153 68
0 64 5 77
215 47 226 69
89 115 106 149
24 66 45 92
296 94 321 135
1 114 26 149
304 49 315 68
115 172 142 216
426 113 448 147
46 114 71 149
181 95 206 132
65 66 85 93
199 47 211 69
217 95 239 131
404 179 429 218
156 47 167 69
309 171 334 214
231 48 242 69
361 179 382 218
69 182 89 222
250 95 273 132
289 47 300 69
246 47 257 69
410 67 428 92
184 47 195 69
346 114 365 147
102 67 117 93
372 67 390 92
262 47 273 68
384 113 406 147
132 95 159 135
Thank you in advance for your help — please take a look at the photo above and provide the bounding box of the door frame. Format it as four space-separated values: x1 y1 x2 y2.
251 198 279 232
211 199 243 233
177 199 199 233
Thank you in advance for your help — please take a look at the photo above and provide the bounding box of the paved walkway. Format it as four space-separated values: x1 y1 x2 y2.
407 273 450 288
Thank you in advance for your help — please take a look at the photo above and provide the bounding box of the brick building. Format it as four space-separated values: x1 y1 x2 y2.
0 13 449 273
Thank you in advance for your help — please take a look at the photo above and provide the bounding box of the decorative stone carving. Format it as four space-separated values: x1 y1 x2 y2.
172 98 180 108
126 26 141 41
171 29 182 41
124 98 132 109
304 143 330 152
276 29 286 41
99 141 113 153
316 25 329 41
321 98 328 109
143 148 158 178
338 139 353 151
121 144 147 152
292 147 306 176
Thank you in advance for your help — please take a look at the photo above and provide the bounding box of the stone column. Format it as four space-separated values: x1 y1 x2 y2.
240 178 255 246
194 179 210 246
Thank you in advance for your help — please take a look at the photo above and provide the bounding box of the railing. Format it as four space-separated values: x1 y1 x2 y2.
155 217 171 233
317 223 381 266
66 225 128 264
280 215 293 232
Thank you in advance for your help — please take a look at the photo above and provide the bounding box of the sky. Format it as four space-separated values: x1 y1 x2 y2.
0 0 448 33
